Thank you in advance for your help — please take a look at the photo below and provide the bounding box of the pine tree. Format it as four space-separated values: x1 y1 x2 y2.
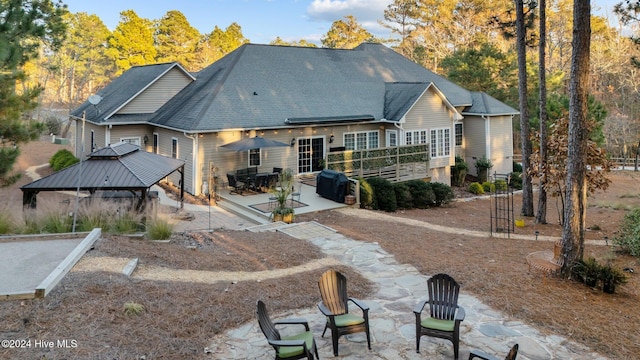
0 0 67 186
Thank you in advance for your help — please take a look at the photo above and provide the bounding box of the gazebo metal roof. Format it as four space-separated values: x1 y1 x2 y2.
21 143 185 208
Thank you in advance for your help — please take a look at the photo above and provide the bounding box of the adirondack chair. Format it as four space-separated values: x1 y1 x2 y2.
317 269 371 356
256 300 319 360
469 344 519 360
414 273 466 359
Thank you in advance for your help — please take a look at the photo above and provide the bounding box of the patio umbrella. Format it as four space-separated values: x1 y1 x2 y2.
220 136 290 151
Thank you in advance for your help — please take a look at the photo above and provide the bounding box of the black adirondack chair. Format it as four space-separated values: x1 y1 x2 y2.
256 300 319 360
414 273 466 359
469 344 519 360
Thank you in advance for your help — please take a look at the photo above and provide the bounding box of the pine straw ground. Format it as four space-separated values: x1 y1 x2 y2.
0 139 639 359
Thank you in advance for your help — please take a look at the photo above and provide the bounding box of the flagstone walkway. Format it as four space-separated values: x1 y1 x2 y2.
204 221 607 360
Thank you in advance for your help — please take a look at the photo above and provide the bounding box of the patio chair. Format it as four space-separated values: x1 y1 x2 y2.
318 269 371 356
469 344 519 360
256 300 319 360
291 183 301 205
226 173 245 194
414 273 466 359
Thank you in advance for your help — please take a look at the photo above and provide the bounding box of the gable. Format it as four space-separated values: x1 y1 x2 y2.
118 67 194 114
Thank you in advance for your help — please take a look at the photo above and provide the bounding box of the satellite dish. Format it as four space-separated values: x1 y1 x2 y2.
88 95 102 105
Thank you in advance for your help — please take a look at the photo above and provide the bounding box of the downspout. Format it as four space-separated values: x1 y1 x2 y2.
184 132 198 195
482 115 491 166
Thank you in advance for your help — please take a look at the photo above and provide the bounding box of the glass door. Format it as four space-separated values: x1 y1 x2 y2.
297 137 325 174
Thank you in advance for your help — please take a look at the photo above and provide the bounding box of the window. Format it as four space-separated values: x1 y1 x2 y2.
249 148 261 166
430 128 451 158
344 131 379 150
171 138 178 158
153 133 159 154
405 130 428 145
90 130 95 152
386 130 398 147
455 123 463 147
120 137 140 146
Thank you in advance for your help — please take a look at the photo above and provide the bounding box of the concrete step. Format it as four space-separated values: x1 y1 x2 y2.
217 198 271 225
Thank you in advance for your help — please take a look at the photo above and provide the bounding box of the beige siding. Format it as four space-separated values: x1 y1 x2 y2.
489 115 514 175
403 87 456 171
119 68 192 114
75 122 107 158
430 166 451 185
143 128 194 194
109 125 148 146
463 117 487 176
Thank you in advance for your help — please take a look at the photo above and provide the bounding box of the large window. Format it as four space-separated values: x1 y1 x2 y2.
249 148 261 166
454 123 463 147
405 130 428 145
344 131 379 150
171 138 178 159
430 128 451 158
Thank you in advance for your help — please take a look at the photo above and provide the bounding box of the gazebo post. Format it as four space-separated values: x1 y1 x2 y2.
22 191 37 209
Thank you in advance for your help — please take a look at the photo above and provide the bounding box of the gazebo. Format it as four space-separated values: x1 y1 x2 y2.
21 142 185 211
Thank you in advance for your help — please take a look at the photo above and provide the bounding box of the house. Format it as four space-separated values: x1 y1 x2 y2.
70 43 518 197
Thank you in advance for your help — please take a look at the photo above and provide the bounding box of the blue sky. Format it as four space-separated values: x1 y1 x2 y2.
61 0 623 46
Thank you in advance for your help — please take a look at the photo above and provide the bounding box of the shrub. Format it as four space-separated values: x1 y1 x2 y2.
513 160 523 173
76 201 114 232
429 182 454 206
407 179 435 209
42 213 73 233
509 172 523 190
494 179 508 191
49 149 79 171
481 181 495 193
113 211 144 234
357 177 374 209
451 156 468 187
614 208 640 257
468 182 485 195
123 302 145 315
366 177 397 212
0 210 17 234
393 182 412 209
146 217 174 240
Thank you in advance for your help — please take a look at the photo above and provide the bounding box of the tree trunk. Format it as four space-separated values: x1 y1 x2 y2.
536 0 548 224
561 0 591 275
516 0 534 217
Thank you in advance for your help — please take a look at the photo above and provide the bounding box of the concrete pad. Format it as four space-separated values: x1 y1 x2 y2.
0 231 99 300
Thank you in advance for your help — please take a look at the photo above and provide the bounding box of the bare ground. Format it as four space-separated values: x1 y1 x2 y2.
0 139 639 359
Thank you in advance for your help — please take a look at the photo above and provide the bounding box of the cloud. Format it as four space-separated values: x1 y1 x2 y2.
307 0 392 25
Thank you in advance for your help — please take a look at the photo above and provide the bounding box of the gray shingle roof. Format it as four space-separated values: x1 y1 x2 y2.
150 43 475 132
21 143 184 191
72 43 515 132
70 63 189 124
463 92 519 116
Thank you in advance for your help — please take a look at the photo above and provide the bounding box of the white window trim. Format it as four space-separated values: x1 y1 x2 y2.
120 136 141 146
343 130 379 150
248 148 261 167
404 129 428 145
430 128 451 159
171 137 178 159
386 129 398 147
455 123 463 147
